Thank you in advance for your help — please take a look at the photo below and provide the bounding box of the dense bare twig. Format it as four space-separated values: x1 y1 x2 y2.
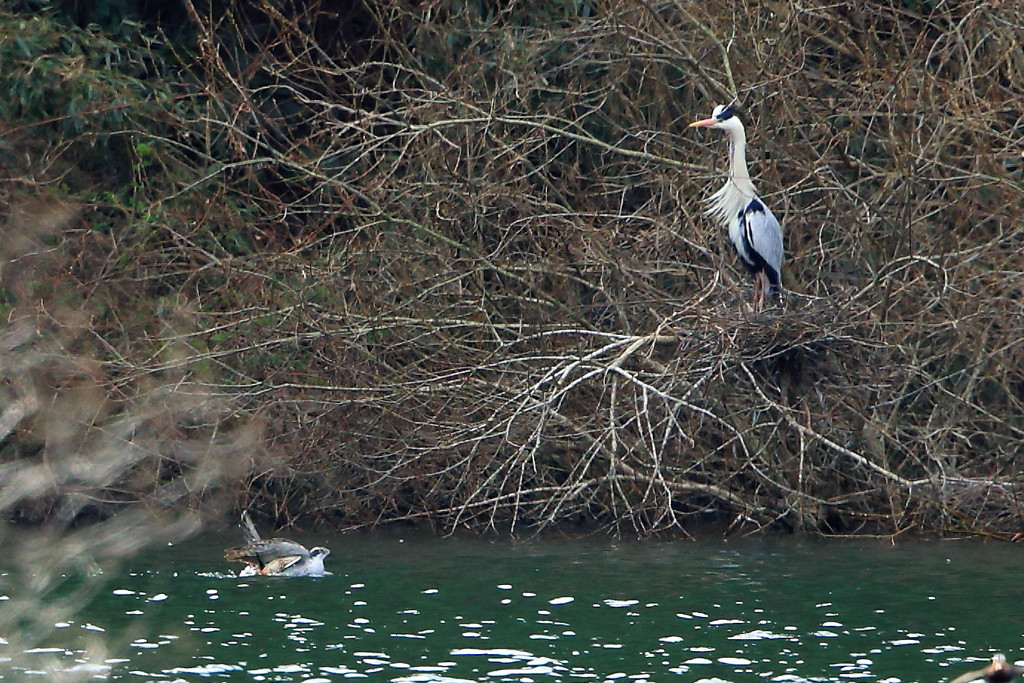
2 0 1023 537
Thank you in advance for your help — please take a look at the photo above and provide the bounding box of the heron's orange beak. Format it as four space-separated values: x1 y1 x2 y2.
688 118 717 128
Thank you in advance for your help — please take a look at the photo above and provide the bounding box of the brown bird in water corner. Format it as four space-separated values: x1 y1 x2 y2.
224 510 330 577
948 655 1024 683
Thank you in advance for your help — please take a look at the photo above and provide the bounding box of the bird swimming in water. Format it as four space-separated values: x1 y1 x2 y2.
224 510 330 577
689 104 785 311
947 655 1024 683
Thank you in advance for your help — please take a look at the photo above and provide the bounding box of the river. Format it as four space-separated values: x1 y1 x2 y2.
2 530 1020 681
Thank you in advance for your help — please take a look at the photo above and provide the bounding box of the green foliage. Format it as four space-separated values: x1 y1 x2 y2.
0 8 161 131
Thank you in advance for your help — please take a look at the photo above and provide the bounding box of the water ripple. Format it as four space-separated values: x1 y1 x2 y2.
4 535 1020 682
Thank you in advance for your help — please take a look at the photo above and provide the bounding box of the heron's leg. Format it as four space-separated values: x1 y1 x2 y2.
753 272 765 313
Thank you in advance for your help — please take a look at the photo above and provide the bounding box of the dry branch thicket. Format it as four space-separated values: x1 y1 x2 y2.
1 0 1023 538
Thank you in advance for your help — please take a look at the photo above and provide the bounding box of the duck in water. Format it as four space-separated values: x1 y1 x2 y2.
224 511 330 577
948 655 1024 683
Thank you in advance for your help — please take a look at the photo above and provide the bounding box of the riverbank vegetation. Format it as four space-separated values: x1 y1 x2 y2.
1 0 1022 540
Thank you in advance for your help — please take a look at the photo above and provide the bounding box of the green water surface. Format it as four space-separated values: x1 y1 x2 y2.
2 532 1022 681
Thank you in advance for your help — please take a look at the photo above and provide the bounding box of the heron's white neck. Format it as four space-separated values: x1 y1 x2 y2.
705 120 757 228
726 122 751 184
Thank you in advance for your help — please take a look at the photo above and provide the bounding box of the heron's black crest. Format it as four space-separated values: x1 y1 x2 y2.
715 104 736 121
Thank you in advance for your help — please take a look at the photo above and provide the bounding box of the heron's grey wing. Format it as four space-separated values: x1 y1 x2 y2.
240 510 262 544
743 201 784 278
225 544 262 564
225 538 310 566
253 538 310 561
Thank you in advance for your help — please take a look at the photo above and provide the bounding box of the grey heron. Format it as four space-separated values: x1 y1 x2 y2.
224 510 330 577
947 655 1024 683
689 104 784 310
